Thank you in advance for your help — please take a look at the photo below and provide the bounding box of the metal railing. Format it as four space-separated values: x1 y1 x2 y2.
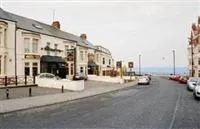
0 75 36 87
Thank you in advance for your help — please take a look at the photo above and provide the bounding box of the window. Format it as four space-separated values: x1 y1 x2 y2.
109 59 111 65
47 42 50 55
80 67 83 73
32 39 38 53
24 62 30 76
24 38 30 53
71 46 74 49
71 64 74 75
54 44 58 56
198 58 200 65
4 56 6 74
65 45 69 56
32 62 38 76
80 51 84 61
199 70 200 77
103 57 105 64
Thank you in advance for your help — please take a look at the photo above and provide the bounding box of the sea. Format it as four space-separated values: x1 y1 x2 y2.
127 67 188 75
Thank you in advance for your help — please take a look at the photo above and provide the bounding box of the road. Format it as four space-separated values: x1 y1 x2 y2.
1 77 200 128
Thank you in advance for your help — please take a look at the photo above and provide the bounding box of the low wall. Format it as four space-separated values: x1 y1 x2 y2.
36 79 84 91
88 75 124 84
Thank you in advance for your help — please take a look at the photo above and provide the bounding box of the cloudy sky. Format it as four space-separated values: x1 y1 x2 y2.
1 0 200 67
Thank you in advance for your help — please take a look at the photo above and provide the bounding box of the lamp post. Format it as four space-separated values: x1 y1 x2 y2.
139 54 141 75
172 50 175 75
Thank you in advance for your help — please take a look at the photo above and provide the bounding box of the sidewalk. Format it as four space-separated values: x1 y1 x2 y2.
0 81 137 114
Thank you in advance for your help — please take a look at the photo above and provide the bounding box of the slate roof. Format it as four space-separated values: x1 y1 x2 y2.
0 8 96 49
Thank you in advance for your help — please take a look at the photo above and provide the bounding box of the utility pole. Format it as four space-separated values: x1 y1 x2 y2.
139 54 141 75
172 50 175 75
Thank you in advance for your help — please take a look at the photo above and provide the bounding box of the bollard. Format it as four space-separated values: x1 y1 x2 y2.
61 85 64 93
15 76 18 86
6 88 9 99
29 87 32 97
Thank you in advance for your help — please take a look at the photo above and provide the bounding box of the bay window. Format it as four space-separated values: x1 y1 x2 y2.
32 39 38 53
24 38 30 53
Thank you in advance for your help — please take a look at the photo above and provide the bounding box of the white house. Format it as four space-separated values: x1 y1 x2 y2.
0 8 114 78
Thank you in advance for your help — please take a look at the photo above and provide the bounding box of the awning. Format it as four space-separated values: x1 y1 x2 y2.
40 55 66 63
88 61 98 67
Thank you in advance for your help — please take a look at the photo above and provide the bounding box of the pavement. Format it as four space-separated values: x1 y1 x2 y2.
1 77 200 128
0 80 137 114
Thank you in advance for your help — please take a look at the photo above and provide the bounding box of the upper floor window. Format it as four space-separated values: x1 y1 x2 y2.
32 39 39 53
54 44 58 56
80 51 84 61
65 45 69 56
198 58 200 65
0 32 2 45
109 59 111 65
71 46 75 49
103 57 105 64
46 42 50 55
24 38 30 53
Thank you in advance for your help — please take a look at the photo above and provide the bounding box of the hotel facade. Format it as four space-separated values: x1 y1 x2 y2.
0 8 114 78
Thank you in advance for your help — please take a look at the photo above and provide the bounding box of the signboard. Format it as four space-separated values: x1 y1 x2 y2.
128 62 134 68
65 49 74 62
116 61 122 68
24 54 40 60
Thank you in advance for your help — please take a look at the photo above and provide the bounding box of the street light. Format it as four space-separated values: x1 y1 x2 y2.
172 50 175 75
139 54 141 75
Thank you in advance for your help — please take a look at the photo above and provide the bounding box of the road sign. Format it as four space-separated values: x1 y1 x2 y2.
128 62 134 68
116 61 122 68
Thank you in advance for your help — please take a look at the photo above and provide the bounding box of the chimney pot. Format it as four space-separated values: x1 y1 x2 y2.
52 21 60 29
80 34 87 40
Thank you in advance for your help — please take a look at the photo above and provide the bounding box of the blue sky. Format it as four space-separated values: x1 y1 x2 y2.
2 0 200 67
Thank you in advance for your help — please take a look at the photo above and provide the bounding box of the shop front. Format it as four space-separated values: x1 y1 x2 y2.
40 55 67 78
88 60 99 75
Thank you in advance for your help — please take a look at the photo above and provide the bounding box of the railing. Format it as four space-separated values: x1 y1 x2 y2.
0 75 36 87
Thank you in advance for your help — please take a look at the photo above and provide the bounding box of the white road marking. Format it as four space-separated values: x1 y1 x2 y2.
169 90 181 129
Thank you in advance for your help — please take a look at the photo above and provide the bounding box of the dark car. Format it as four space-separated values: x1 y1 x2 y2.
73 73 88 81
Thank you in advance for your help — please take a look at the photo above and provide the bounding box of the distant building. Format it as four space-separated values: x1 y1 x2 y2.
188 17 200 77
0 8 114 78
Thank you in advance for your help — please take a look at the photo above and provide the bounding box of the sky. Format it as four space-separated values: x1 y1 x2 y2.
1 0 200 67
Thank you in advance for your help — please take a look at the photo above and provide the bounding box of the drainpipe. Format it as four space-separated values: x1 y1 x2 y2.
14 24 17 77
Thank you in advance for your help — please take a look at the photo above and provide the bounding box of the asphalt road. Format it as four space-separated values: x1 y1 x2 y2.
1 77 200 128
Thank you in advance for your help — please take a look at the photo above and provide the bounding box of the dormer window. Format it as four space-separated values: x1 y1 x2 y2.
32 24 43 29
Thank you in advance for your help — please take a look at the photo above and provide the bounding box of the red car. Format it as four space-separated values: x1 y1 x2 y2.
174 75 181 81
178 76 189 84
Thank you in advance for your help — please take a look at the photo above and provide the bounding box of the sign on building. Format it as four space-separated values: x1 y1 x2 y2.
128 62 134 68
66 49 74 62
116 61 122 68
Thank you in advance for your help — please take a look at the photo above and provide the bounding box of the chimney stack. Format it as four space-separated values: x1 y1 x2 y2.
52 21 60 29
80 34 87 40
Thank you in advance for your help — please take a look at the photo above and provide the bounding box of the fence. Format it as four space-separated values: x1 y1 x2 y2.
0 75 36 87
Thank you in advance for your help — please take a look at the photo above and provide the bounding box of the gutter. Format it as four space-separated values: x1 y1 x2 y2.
14 25 17 76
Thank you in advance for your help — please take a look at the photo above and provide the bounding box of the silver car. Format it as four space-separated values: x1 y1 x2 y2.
187 77 199 91
193 78 200 99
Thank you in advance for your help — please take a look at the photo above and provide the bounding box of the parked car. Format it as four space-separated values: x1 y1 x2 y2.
138 76 150 85
187 77 199 91
73 73 88 81
169 74 174 80
193 78 200 99
178 76 189 84
36 73 71 87
144 74 152 80
174 75 181 81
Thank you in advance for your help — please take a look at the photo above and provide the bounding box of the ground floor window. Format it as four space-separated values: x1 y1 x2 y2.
32 62 38 76
25 62 30 76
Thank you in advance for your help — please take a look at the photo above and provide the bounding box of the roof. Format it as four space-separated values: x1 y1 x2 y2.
0 8 95 49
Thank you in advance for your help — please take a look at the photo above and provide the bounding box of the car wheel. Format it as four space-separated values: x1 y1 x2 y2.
187 86 191 91
193 93 199 100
